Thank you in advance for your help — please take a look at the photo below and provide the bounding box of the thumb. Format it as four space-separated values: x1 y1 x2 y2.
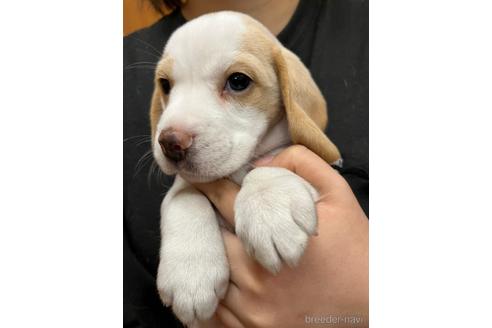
254 145 346 196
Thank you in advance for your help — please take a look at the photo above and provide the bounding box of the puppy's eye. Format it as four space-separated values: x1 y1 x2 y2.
159 78 171 95
226 73 251 92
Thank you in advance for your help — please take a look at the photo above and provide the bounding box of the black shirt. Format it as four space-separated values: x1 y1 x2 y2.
124 1 368 327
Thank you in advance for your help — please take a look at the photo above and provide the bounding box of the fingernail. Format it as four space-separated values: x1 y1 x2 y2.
254 155 274 166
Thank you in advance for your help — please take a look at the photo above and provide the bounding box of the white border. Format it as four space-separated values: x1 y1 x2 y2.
0 1 122 326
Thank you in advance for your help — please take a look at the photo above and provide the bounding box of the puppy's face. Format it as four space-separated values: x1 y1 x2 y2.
151 12 341 182
151 12 282 182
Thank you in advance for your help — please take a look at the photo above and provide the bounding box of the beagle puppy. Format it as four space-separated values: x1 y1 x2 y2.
150 11 341 326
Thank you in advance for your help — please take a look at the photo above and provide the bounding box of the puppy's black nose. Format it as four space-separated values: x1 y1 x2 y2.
158 129 193 162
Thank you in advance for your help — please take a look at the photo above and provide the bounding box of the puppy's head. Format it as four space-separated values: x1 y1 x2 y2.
151 12 340 182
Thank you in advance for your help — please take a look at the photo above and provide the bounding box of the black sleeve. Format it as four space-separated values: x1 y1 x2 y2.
124 214 183 328
124 14 185 327
335 163 369 217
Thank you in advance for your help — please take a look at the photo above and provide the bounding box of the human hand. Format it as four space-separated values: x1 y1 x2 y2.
193 145 369 328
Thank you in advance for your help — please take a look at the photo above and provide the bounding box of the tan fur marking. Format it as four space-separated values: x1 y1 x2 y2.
272 47 341 163
237 17 283 125
240 15 341 163
223 53 280 123
150 56 174 141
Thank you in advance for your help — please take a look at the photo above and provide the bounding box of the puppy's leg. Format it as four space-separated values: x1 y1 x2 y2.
235 167 318 274
157 176 229 326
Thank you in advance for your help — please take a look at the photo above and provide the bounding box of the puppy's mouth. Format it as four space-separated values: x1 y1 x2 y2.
166 159 225 183
161 142 241 182
177 169 222 183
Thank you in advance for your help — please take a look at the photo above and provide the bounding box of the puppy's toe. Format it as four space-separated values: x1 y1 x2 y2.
290 194 318 235
272 219 309 268
250 237 282 274
172 293 197 325
214 275 229 300
157 249 229 325
236 167 318 273
171 286 219 325
194 291 220 321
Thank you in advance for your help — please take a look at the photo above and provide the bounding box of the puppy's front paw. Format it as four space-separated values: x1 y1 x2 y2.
235 167 318 274
157 249 229 326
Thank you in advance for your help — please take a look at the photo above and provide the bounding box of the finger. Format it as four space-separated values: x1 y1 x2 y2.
255 145 346 195
219 281 250 325
193 178 240 226
215 304 245 328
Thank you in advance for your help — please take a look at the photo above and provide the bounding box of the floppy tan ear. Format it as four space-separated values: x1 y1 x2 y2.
273 46 341 163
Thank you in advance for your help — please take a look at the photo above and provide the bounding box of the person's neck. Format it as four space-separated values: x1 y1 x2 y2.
181 0 300 36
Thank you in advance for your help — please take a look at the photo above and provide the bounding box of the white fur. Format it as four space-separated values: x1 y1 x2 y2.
153 12 319 326
235 167 318 274
157 176 229 324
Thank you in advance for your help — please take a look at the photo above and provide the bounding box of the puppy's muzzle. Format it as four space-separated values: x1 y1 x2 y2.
158 129 193 162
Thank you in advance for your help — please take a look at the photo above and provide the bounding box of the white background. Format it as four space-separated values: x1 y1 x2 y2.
0 1 122 327
0 0 491 327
